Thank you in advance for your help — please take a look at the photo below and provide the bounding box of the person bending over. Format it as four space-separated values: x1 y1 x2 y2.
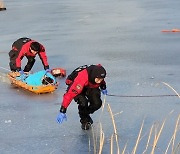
9 37 49 74
56 64 108 130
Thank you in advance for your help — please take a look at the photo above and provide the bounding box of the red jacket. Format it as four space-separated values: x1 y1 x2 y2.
62 69 105 108
13 40 49 69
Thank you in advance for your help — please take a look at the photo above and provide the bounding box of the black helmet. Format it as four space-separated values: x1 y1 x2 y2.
30 42 41 52
88 64 106 84
92 65 106 78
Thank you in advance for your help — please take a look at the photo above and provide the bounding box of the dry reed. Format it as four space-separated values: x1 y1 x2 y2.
107 103 120 154
92 82 179 154
132 118 145 154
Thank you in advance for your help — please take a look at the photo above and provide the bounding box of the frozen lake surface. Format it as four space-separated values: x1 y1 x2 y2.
0 0 179 153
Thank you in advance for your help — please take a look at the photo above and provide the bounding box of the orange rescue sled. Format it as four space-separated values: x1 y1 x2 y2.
7 72 57 94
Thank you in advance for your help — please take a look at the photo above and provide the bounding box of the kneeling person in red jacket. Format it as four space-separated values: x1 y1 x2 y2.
9 37 49 73
56 64 108 130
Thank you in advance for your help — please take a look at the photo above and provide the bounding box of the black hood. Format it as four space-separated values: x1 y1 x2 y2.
87 65 106 84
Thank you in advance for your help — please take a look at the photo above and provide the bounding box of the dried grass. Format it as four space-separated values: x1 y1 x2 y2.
91 82 179 154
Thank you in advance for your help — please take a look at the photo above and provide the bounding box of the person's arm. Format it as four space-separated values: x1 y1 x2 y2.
56 81 85 124
15 50 25 71
56 73 88 124
100 80 106 90
38 46 49 70
62 79 85 108
100 80 108 95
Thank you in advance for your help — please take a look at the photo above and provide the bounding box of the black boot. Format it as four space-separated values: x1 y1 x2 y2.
81 121 91 130
86 115 93 124
80 115 93 130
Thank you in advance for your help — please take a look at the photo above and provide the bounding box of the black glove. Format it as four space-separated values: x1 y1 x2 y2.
100 84 106 90
44 65 50 70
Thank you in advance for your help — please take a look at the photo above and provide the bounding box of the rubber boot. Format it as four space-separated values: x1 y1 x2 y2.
80 115 93 130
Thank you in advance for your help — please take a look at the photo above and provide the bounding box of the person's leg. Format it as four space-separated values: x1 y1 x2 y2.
77 88 102 130
86 88 102 115
23 57 35 72
74 94 93 130
74 94 89 120
9 50 18 71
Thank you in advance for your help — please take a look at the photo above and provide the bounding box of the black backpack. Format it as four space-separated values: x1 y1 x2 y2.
66 65 89 82
12 37 31 51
